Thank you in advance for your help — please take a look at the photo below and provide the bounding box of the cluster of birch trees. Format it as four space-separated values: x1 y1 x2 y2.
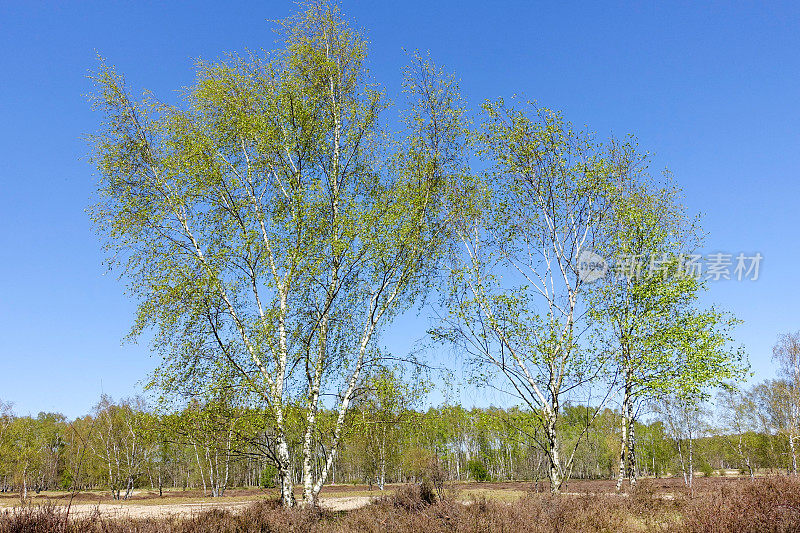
84 0 752 505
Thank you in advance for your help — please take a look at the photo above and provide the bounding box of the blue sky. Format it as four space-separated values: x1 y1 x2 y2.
1 1 798 418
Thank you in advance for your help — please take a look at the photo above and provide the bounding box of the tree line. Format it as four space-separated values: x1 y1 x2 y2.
1 367 799 501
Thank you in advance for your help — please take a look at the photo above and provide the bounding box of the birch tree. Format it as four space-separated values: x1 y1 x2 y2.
355 366 426 490
773 331 800 475
0 402 14 493
717 385 759 479
437 100 620 493
756 378 800 475
655 393 708 492
89 396 148 500
589 173 746 491
90 0 464 507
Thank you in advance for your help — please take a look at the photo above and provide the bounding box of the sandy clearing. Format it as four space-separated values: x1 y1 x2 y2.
320 496 376 511
27 495 378 520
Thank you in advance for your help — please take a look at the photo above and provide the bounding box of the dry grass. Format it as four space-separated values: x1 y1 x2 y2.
2 477 799 532
460 488 527 502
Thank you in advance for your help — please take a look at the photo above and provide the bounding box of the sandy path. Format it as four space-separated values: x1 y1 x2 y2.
51 495 376 519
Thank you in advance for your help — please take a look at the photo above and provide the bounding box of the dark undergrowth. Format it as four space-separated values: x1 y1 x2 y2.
2 477 799 532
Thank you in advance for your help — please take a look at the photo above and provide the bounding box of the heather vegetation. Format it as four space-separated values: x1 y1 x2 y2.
3 477 800 532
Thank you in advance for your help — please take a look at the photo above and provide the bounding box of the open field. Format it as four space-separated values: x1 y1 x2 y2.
0 476 748 503
0 479 632 516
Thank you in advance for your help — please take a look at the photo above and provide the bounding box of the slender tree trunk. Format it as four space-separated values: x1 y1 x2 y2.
300 35 345 508
309 294 392 502
617 367 636 491
545 410 562 494
737 434 754 480
124 476 134 500
687 437 694 494
193 444 207 495
206 445 217 498
222 430 231 497
277 434 294 507
628 416 637 488
676 437 688 487
379 431 386 491
302 313 327 506
616 404 628 492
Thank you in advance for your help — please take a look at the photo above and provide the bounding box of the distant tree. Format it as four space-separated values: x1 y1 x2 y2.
355 366 427 490
636 420 673 478
466 459 489 481
30 412 66 493
89 396 148 500
772 331 800 475
10 417 38 500
717 385 759 478
755 379 799 475
656 394 709 492
260 463 277 488
0 401 14 492
180 400 236 498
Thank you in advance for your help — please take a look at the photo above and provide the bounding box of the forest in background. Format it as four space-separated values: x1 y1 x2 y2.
1 371 798 500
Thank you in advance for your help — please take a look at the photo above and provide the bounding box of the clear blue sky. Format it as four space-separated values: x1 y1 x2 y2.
1 1 798 418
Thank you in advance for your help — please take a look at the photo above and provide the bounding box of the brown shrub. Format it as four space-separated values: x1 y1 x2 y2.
3 477 800 533
0 504 66 533
683 475 800 533
385 482 438 511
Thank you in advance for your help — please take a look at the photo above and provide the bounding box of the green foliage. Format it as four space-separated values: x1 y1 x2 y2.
699 460 714 478
59 470 73 490
260 465 277 488
466 459 490 482
590 165 748 406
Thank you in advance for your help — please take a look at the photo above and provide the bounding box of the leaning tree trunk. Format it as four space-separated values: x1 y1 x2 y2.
301 329 325 507
676 437 688 488
123 476 134 500
738 434 754 480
